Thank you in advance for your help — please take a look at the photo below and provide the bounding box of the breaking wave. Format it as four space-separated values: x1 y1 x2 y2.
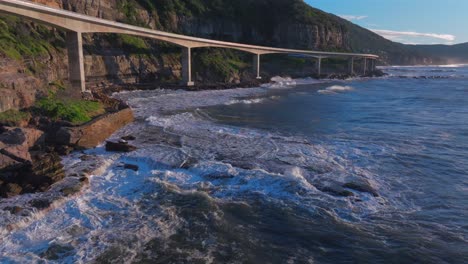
261 76 297 89
318 85 354 94
2 67 468 263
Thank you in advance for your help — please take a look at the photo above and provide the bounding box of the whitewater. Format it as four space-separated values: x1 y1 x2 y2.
0 67 467 263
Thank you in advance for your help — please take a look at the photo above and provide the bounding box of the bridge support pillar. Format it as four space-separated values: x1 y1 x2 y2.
316 57 322 77
362 58 367 75
348 57 355 75
66 31 86 92
370 59 376 72
181 47 194 86
253 54 262 79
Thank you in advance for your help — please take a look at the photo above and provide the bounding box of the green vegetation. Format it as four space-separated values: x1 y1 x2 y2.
119 34 150 53
263 54 308 69
0 109 31 126
34 97 105 125
0 15 64 60
194 49 249 82
48 80 67 91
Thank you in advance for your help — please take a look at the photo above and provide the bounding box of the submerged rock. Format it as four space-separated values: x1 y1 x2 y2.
105 141 137 152
30 199 52 210
343 178 379 197
3 206 23 215
123 163 139 171
121 135 136 141
315 182 354 197
40 243 75 260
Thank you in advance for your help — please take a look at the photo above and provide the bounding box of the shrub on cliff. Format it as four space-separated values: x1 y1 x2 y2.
0 109 31 127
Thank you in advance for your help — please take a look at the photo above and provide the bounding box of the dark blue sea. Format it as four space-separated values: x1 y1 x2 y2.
1 66 467 263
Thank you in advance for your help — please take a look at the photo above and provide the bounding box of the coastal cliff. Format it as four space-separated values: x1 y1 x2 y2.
0 0 445 112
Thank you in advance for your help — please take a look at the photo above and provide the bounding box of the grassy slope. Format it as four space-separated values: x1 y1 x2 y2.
0 15 65 60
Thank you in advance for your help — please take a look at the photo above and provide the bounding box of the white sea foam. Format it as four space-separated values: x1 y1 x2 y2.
261 76 297 89
0 85 392 262
318 85 354 94
225 98 264 105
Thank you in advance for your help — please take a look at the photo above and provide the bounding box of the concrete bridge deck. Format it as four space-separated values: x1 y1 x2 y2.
0 0 379 91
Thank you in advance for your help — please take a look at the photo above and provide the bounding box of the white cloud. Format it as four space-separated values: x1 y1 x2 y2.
339 15 368 21
371 29 456 42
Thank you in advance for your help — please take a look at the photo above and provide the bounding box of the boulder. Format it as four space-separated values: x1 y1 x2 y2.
343 178 379 197
30 199 51 210
315 182 354 197
0 153 20 170
3 206 23 214
0 151 64 198
0 127 26 145
121 135 136 141
0 127 44 148
29 152 65 190
105 141 137 152
23 128 45 148
0 183 22 198
123 164 139 171
1 145 32 164
55 145 73 155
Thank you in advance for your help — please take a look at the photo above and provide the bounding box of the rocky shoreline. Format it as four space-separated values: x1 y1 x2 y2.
0 72 386 232
0 90 134 198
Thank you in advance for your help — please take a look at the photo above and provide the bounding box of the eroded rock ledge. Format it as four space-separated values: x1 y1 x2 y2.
0 101 134 199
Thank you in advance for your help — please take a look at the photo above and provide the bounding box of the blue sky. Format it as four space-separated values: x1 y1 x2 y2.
306 0 468 45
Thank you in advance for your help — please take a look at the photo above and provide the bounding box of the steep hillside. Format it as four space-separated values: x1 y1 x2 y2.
413 43 468 64
126 0 437 65
0 0 446 112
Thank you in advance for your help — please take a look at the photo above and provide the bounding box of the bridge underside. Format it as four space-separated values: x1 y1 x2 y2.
0 0 379 91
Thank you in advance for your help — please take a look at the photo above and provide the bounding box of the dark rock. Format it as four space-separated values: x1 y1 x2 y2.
366 70 386 77
4 206 23 214
79 176 89 184
343 179 379 197
316 184 354 197
0 145 32 164
79 155 93 161
105 141 137 152
0 151 65 198
0 152 22 170
40 243 75 260
60 185 82 197
124 164 139 171
29 151 65 188
180 156 198 169
30 199 51 209
55 145 73 155
121 135 136 141
203 172 235 179
0 127 44 148
0 127 26 145
0 183 23 198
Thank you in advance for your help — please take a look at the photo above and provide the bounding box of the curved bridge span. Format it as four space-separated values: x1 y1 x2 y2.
0 0 379 91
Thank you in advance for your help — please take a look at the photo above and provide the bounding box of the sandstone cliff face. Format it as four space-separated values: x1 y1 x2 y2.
0 0 438 112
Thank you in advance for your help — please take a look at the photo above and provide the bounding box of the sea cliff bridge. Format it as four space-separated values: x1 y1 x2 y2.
0 0 379 91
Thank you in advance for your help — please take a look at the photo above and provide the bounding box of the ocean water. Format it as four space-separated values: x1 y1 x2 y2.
1 66 468 263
